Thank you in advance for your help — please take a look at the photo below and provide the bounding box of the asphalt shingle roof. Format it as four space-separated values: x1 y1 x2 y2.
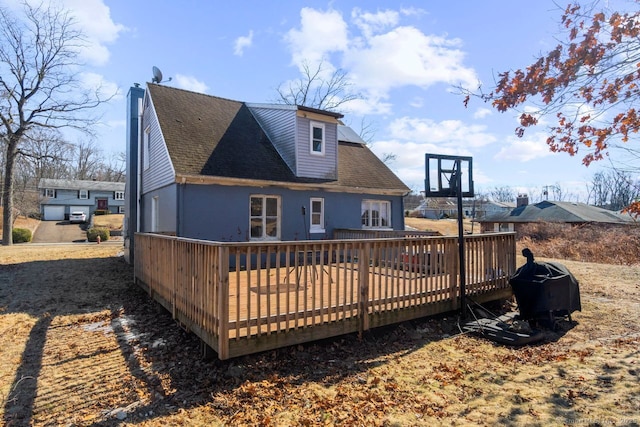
147 84 409 193
479 200 634 224
38 178 124 192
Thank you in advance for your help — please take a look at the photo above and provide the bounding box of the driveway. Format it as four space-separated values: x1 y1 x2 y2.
32 220 88 243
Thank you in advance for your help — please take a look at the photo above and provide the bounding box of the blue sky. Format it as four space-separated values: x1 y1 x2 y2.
6 0 626 201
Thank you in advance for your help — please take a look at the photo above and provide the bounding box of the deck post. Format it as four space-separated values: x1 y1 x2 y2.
358 242 371 337
217 246 230 360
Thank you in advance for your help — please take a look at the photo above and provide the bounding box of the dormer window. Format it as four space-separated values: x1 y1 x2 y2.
310 121 325 156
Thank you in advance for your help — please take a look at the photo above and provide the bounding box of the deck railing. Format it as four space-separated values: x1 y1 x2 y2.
134 232 515 359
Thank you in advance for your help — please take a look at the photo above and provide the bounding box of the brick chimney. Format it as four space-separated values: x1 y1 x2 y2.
516 193 529 207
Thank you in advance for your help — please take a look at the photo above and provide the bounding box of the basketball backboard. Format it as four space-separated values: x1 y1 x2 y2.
424 154 474 198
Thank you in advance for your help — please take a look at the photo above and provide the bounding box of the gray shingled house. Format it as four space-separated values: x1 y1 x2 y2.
476 199 635 233
124 83 409 259
38 178 125 220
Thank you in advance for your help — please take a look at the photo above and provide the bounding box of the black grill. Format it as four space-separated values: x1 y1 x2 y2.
509 249 581 328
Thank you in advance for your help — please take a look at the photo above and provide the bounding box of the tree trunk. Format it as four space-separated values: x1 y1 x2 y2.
2 140 18 246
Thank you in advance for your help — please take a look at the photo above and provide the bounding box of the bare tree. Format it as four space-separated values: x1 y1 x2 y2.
21 129 74 181
489 186 516 203
275 60 361 112
0 2 110 244
588 170 640 210
73 139 103 181
96 151 126 182
586 171 610 207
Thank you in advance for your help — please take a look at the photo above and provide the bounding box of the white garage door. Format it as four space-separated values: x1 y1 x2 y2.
43 205 65 221
69 206 88 215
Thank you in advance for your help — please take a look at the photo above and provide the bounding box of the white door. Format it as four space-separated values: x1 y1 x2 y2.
43 205 65 221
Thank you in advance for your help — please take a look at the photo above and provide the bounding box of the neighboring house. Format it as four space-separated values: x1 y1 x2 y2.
38 178 126 221
476 199 635 233
124 83 410 260
412 198 457 219
466 199 515 219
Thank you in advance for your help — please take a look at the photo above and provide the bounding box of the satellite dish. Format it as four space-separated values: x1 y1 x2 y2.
152 66 163 83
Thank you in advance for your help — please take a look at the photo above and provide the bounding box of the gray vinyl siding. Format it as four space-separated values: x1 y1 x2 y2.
247 105 297 174
140 184 177 234
141 92 176 194
179 184 404 242
295 116 338 179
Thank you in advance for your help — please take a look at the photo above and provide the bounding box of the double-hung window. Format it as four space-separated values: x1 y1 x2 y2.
143 126 151 170
114 191 125 201
361 199 391 229
79 189 89 199
44 188 56 198
310 121 325 155
250 195 281 240
310 198 324 233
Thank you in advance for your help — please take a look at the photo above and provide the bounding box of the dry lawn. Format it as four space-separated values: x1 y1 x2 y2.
93 214 124 231
0 235 639 425
405 217 476 235
0 207 40 242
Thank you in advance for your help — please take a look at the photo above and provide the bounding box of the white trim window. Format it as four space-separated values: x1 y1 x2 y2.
143 126 151 170
361 199 391 229
250 195 281 240
310 198 325 233
310 121 325 155
118 206 125 214
79 189 89 199
114 191 125 201
44 188 56 198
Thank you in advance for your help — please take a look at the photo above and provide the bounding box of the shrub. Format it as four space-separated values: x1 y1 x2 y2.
87 227 110 242
12 228 32 243
94 210 109 216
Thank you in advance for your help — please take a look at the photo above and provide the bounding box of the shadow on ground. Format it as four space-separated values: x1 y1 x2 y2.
1 253 581 426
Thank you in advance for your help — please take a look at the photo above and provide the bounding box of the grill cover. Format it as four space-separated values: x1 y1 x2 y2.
509 249 581 325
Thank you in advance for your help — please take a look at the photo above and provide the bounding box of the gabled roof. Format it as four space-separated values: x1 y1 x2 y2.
38 178 125 192
478 200 634 224
146 84 409 193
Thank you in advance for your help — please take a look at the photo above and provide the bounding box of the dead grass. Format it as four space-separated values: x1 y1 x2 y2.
517 222 640 266
0 236 639 425
93 214 124 231
0 207 40 241
405 217 476 235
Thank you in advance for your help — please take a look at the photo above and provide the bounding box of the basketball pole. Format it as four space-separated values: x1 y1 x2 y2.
454 159 467 320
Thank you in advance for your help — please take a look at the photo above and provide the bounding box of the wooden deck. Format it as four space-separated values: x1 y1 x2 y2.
134 232 515 359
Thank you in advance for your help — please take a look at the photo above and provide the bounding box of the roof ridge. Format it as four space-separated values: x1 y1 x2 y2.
147 83 244 105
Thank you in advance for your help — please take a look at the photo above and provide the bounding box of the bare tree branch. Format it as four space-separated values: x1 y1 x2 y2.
0 1 113 245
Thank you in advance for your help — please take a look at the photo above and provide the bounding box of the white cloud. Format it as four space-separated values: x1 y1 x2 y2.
351 8 400 38
284 8 349 69
63 0 126 66
284 6 479 115
388 117 496 149
79 72 121 100
473 108 492 119
174 74 209 93
409 97 424 108
346 26 478 96
366 117 497 190
494 132 553 162
234 30 254 56
5 0 125 66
